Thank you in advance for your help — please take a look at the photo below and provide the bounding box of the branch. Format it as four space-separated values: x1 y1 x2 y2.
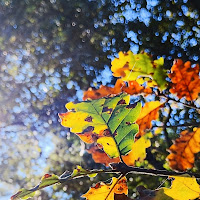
110 163 200 178
152 122 200 128
158 93 200 110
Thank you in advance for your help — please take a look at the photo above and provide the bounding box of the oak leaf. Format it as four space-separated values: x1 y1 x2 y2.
59 94 141 158
88 133 151 166
83 79 152 101
111 51 167 90
82 177 128 200
169 59 200 101
167 127 200 171
137 175 200 200
135 101 164 139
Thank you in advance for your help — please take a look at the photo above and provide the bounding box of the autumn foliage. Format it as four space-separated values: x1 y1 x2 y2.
11 51 200 200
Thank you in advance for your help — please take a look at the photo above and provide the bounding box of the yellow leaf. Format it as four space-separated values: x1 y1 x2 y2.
164 176 200 200
122 133 152 166
82 177 128 200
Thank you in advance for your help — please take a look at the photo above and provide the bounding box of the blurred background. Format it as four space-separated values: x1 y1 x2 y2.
0 0 199 199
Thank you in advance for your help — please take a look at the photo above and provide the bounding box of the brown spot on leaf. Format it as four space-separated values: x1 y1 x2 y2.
85 116 93 122
102 106 113 114
126 122 131 125
83 126 94 133
126 103 137 109
103 129 111 136
117 99 126 105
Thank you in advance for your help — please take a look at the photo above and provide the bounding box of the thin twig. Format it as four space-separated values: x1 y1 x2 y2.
158 94 200 110
152 122 200 128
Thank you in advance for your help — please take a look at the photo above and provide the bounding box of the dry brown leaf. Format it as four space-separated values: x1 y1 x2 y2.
169 59 200 101
167 127 200 171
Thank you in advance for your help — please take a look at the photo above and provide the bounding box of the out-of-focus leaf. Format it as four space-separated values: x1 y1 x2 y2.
71 165 97 178
11 174 60 200
83 79 152 101
82 177 128 200
169 59 200 101
167 127 200 171
135 101 164 139
59 94 141 158
111 51 167 90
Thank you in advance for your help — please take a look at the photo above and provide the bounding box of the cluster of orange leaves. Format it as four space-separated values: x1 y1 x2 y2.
83 57 200 172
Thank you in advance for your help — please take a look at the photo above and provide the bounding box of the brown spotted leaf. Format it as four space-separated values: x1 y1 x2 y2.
59 93 141 158
82 177 128 200
88 133 151 167
169 59 200 101
135 101 164 139
167 127 200 171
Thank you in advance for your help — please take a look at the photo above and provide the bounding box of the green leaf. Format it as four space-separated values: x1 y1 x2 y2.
111 51 167 90
11 174 60 200
59 93 141 158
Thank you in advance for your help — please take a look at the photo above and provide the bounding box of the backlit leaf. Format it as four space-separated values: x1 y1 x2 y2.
11 174 60 200
167 127 200 171
137 175 200 200
82 177 128 200
169 59 200 101
59 94 141 158
111 51 167 90
71 165 97 178
163 175 200 200
87 133 151 166
83 79 152 101
135 101 164 139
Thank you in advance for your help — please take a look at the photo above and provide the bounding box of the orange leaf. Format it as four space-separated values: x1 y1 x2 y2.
82 177 128 200
169 59 200 101
87 145 120 167
135 101 163 139
167 127 200 171
83 79 152 100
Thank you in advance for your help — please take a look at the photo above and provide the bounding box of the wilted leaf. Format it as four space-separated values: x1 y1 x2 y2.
59 94 141 158
135 101 164 139
167 127 200 171
169 59 200 101
11 174 60 200
111 51 167 90
82 177 128 200
83 79 152 101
